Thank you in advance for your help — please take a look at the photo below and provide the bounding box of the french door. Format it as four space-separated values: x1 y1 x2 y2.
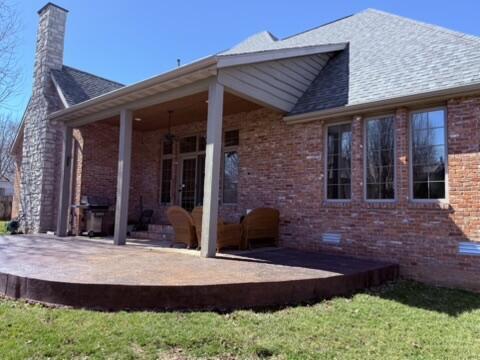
179 154 205 211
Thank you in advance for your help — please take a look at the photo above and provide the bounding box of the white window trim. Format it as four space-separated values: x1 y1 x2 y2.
324 120 353 202
159 140 174 205
178 134 205 155
409 106 449 203
363 114 397 203
222 129 239 205
177 133 207 208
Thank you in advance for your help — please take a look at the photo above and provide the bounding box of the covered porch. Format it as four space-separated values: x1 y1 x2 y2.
56 79 264 255
51 44 347 256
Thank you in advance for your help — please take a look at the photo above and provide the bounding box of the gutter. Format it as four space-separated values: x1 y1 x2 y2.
284 82 480 124
48 55 218 121
48 43 348 122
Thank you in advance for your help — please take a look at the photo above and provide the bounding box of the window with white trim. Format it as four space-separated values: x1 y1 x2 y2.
223 130 239 204
326 123 352 200
160 141 173 204
411 109 446 200
365 116 395 200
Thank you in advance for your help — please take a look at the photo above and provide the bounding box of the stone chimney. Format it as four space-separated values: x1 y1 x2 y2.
19 3 69 233
33 3 68 98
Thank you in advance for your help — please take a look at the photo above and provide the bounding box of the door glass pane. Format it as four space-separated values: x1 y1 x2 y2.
326 124 351 199
181 158 196 211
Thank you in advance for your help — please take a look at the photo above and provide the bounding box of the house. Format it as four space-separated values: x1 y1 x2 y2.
11 3 480 291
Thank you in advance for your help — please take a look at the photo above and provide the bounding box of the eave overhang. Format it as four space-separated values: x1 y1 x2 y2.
48 43 348 125
283 82 480 124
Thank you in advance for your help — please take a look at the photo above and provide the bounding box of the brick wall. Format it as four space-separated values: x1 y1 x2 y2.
74 96 480 292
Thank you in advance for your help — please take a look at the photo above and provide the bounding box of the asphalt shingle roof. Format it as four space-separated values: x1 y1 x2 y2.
224 9 480 115
51 65 124 106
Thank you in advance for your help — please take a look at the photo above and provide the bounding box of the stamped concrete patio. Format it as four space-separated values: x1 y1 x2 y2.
0 235 398 311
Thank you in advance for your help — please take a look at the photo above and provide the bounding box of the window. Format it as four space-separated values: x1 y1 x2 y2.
326 123 352 200
179 136 197 153
411 109 446 200
223 151 239 203
160 140 174 204
224 129 239 147
365 116 395 200
163 140 173 156
223 130 239 204
160 158 172 203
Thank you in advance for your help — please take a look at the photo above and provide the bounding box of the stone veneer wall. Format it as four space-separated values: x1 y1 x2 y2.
75 96 480 291
15 4 67 232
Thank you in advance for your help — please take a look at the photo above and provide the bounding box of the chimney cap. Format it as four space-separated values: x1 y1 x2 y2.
37 2 69 15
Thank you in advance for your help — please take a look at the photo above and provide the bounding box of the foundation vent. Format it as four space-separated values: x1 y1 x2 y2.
322 232 341 245
459 242 480 256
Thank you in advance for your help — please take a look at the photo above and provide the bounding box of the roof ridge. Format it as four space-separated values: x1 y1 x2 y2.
281 13 355 41
364 8 480 44
62 65 125 86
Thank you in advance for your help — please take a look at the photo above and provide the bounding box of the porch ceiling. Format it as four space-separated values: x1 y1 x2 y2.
102 91 261 131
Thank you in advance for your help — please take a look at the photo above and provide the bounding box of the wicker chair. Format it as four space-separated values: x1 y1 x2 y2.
166 206 197 248
242 208 280 248
191 207 243 251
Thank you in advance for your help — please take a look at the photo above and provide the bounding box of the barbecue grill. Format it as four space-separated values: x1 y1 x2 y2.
77 196 112 237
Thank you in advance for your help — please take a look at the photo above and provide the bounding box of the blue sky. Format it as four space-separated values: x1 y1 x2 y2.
4 0 480 119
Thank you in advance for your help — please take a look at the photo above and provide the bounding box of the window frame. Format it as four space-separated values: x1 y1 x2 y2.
324 120 353 202
222 128 239 205
363 114 397 203
409 106 448 203
159 140 174 205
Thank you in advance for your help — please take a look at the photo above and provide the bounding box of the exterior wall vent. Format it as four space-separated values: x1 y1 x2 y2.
322 232 341 245
459 242 480 256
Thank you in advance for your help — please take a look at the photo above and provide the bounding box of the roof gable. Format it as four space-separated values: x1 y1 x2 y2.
51 66 124 106
225 9 480 115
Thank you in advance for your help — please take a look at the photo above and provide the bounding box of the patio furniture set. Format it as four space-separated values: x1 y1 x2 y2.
167 206 280 251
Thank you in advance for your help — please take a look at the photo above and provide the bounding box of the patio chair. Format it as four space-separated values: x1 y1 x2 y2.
166 206 197 248
191 207 243 252
241 208 280 248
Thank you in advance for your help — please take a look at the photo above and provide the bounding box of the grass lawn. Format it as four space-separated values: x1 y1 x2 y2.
0 281 479 359
0 221 8 235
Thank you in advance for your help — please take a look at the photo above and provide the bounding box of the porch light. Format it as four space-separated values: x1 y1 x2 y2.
134 117 142 122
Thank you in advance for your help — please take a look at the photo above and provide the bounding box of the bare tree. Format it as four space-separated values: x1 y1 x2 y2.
0 114 16 179
0 0 20 107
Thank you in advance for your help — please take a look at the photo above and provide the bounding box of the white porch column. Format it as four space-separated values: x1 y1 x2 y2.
113 109 133 245
56 125 73 236
201 79 224 257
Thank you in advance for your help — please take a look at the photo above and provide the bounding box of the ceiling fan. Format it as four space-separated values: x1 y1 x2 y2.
164 110 176 144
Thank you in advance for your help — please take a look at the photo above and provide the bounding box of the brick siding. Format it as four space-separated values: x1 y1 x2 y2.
74 96 480 292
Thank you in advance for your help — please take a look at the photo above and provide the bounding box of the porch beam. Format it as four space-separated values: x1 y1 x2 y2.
66 78 212 128
56 125 73 237
113 109 133 245
201 79 224 257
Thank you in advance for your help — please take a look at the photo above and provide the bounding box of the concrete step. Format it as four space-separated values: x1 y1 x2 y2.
130 230 174 241
147 224 174 234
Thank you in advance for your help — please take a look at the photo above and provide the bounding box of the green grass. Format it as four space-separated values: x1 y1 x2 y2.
0 221 8 235
0 281 479 359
